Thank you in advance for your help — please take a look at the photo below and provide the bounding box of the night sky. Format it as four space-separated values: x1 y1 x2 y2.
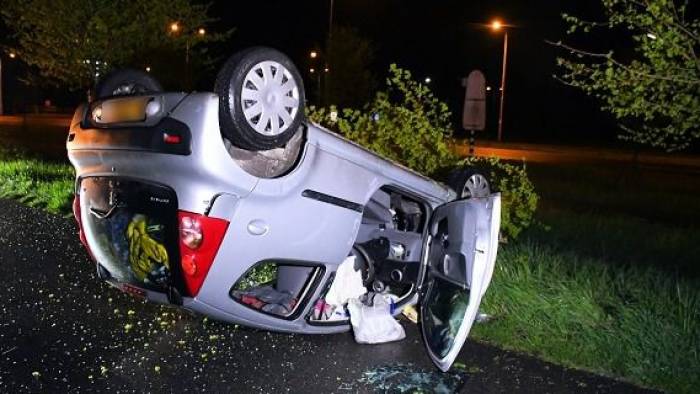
207 0 622 144
3 0 669 145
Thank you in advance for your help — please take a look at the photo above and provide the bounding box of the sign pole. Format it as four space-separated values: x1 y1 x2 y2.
469 130 475 156
0 58 4 116
462 70 486 158
497 32 509 142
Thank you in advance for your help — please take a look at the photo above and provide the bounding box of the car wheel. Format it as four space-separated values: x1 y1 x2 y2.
215 47 305 151
95 69 163 100
448 167 491 199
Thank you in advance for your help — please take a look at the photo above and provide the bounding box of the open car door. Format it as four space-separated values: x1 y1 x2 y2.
419 193 501 372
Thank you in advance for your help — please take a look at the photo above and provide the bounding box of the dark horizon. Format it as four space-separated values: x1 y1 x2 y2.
206 0 621 145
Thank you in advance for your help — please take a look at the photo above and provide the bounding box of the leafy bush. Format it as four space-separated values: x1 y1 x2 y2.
461 157 538 240
307 64 457 175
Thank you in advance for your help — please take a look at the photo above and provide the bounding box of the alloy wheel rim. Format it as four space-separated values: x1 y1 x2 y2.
462 174 490 198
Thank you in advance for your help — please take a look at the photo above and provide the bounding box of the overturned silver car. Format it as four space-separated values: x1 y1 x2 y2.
67 47 501 371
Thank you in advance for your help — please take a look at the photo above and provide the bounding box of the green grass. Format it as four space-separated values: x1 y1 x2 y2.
527 163 700 226
0 149 74 215
473 241 700 393
472 162 700 393
531 207 700 275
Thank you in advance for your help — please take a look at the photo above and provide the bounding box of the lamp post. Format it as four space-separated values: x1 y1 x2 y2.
0 56 4 116
170 22 206 89
324 0 334 106
0 52 16 116
491 19 508 142
309 51 326 105
328 0 335 39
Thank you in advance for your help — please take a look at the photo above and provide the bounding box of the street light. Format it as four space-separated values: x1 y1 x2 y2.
308 50 326 104
0 52 17 115
169 22 206 89
424 77 432 84
491 19 509 142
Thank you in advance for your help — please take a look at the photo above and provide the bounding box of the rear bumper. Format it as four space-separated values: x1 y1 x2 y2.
104 278 194 306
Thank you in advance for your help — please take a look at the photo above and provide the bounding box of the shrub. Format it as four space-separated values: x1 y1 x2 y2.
307 64 457 175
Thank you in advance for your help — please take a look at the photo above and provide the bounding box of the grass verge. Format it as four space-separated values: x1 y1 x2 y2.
473 240 700 393
472 163 700 393
0 150 74 215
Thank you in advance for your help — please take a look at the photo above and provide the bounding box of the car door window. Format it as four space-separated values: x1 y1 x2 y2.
422 277 469 358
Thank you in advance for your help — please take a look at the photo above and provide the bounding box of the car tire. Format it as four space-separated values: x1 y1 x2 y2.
447 167 491 199
95 69 163 100
215 47 305 151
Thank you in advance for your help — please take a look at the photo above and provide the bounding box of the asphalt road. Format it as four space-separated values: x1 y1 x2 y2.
0 198 659 393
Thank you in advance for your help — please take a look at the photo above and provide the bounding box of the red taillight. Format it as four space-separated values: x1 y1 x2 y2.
163 133 182 144
72 195 95 261
178 211 229 297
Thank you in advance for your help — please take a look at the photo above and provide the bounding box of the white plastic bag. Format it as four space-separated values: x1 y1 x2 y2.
325 255 366 307
347 295 406 344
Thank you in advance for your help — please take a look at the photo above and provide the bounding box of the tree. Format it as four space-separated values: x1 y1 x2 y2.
552 0 700 151
1 0 229 92
324 26 377 109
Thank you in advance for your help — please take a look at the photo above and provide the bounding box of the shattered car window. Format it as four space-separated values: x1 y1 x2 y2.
423 277 469 358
